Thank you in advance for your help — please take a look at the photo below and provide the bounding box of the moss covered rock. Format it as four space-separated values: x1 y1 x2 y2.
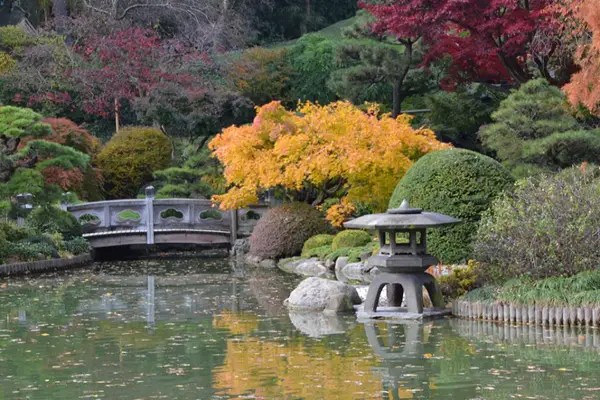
389 148 513 264
331 230 372 251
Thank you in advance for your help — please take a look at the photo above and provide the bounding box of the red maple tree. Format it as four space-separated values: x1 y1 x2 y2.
360 0 561 86
71 28 203 123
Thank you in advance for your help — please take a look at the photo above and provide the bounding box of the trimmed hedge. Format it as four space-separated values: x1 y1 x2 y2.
97 126 171 199
302 245 333 260
302 234 335 257
331 230 372 251
249 203 331 260
390 149 513 264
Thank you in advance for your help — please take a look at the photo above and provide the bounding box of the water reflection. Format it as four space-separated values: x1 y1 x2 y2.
2 258 600 399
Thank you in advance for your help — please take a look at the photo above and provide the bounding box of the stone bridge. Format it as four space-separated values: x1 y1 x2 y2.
67 187 267 249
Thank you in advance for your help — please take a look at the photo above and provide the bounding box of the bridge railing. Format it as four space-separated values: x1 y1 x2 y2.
67 187 268 245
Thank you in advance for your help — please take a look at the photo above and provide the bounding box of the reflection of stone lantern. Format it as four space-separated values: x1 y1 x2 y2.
344 200 460 318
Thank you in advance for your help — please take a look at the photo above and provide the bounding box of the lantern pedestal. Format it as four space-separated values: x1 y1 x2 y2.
363 271 444 314
344 200 460 321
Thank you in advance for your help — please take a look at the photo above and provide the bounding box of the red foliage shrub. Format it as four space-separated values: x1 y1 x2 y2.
249 203 332 260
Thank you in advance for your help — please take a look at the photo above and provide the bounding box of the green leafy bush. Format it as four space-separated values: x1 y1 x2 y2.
0 221 35 242
438 261 480 300
302 234 335 257
26 206 82 240
8 241 57 261
97 126 171 199
249 203 331 260
462 269 600 307
331 230 372 251
390 148 514 264
302 245 333 260
65 237 91 255
474 165 600 283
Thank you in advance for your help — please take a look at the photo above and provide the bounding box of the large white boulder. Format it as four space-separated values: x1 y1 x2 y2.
284 277 362 313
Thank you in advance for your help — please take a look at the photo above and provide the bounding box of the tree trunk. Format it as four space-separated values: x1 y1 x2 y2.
392 79 403 118
498 52 530 84
392 42 413 118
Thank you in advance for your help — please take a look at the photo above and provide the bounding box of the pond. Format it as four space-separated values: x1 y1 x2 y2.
1 255 600 399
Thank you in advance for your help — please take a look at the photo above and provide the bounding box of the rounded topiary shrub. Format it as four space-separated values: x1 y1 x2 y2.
302 234 335 257
390 148 514 264
331 230 372 251
249 203 331 260
97 126 171 199
474 165 600 283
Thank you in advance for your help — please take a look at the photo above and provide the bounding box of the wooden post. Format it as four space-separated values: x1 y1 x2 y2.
230 208 238 245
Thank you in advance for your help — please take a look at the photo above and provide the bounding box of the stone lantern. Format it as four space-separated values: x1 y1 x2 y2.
344 200 460 318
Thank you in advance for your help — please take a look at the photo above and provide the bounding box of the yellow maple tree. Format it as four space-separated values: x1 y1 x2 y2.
209 101 449 225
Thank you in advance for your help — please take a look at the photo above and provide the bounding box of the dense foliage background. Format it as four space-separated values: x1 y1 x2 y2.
1 0 600 273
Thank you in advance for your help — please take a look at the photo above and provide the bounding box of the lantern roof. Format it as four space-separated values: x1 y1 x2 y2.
344 200 460 230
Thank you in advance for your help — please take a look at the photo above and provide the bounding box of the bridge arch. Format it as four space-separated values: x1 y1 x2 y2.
67 194 268 249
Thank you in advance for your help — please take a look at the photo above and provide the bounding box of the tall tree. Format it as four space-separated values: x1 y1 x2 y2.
361 0 565 87
329 10 435 117
71 28 201 132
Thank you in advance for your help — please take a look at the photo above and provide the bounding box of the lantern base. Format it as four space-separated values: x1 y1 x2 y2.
361 271 445 315
356 306 451 321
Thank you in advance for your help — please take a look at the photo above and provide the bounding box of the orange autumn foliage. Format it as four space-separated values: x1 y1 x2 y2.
209 101 450 223
212 326 382 399
563 0 600 114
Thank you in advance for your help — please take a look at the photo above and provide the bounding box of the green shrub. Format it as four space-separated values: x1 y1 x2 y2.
302 234 335 256
26 206 82 240
474 165 600 283
390 148 514 264
302 245 333 260
65 237 91 255
97 126 171 199
8 241 57 261
0 221 35 242
438 261 480 300
249 203 332 260
461 269 600 307
332 230 372 251
325 242 379 263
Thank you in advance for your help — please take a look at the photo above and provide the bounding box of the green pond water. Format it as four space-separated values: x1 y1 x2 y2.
1 256 600 400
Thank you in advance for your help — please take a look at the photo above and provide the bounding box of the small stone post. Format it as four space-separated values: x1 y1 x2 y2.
145 186 155 245
16 193 33 227
60 192 71 211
